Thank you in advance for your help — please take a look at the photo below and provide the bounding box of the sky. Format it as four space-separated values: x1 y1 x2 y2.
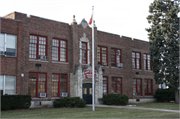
0 0 163 42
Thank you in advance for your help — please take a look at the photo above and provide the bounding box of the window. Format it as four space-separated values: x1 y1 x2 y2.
143 54 152 70
81 42 87 64
28 73 46 97
103 76 108 94
132 52 141 69
111 48 121 67
0 33 17 57
52 74 68 97
52 39 67 62
111 77 122 94
133 79 142 96
97 46 108 65
29 35 47 59
144 79 153 96
0 75 16 94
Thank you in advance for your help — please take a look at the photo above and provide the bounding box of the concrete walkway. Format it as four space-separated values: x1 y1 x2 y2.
86 104 180 113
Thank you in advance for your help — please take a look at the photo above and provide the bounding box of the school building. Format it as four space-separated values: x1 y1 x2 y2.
0 12 158 106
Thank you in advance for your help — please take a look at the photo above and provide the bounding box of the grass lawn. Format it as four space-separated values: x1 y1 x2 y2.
1 106 179 118
129 102 179 110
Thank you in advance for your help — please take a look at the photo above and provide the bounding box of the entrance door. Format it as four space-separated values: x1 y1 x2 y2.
83 83 92 104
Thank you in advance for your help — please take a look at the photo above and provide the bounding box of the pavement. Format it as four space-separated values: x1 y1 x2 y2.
86 104 180 113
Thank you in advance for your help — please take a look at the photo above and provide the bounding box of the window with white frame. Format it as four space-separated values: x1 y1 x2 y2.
0 33 17 57
0 75 16 95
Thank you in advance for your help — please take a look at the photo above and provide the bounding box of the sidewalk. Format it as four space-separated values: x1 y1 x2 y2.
86 104 180 113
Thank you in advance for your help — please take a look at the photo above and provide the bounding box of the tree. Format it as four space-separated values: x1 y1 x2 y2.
146 0 179 104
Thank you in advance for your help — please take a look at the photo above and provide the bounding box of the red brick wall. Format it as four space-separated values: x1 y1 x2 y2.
0 18 23 94
97 31 158 98
13 12 71 98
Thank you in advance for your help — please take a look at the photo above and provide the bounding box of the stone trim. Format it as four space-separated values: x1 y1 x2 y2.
79 33 90 65
29 59 48 62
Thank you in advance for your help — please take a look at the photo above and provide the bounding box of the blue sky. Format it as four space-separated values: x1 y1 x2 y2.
0 0 159 41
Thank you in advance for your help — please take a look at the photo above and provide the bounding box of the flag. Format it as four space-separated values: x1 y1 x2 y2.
88 15 92 25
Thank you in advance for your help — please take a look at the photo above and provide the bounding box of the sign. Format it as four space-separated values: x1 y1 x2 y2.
84 70 96 79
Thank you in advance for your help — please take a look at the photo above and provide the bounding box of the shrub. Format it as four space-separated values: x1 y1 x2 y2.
53 97 86 108
1 95 31 110
103 94 128 105
154 89 175 102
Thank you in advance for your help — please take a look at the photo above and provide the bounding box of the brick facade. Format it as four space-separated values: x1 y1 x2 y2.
0 12 158 102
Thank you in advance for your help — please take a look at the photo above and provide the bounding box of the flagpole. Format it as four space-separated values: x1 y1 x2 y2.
92 6 95 111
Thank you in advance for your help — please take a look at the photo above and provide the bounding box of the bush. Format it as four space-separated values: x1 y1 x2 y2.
53 97 86 108
1 95 31 110
103 94 128 105
154 89 175 102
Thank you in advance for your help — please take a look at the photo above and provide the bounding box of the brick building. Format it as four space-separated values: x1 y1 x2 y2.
0 12 158 105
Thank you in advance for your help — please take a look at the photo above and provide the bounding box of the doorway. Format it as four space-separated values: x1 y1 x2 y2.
83 83 92 104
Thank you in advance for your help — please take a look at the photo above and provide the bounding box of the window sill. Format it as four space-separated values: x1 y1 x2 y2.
144 96 153 98
29 59 48 62
132 69 142 71
81 64 89 66
111 67 123 69
31 97 48 100
52 61 68 64
101 66 109 68
51 97 60 99
133 96 143 97
144 70 153 72
0 55 16 58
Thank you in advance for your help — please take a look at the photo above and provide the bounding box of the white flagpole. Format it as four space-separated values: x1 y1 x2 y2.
92 6 95 111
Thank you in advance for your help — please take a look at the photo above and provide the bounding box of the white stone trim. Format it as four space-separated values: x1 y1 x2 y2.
52 61 69 64
29 59 48 62
79 33 90 65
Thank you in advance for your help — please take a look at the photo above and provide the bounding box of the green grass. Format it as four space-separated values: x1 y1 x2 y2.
1 106 179 118
129 102 179 110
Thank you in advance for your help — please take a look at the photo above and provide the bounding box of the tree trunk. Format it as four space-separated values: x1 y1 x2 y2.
175 89 179 104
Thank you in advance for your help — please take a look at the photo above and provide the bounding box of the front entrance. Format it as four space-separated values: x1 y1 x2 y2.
83 83 92 104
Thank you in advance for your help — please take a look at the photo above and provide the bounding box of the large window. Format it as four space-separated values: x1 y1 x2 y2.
133 78 142 96
52 39 67 62
143 54 152 70
111 48 121 67
28 73 46 97
0 75 16 95
29 35 47 59
132 52 141 69
144 79 153 96
0 33 17 57
103 76 108 94
52 74 68 97
81 42 87 64
97 46 108 65
111 77 122 94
